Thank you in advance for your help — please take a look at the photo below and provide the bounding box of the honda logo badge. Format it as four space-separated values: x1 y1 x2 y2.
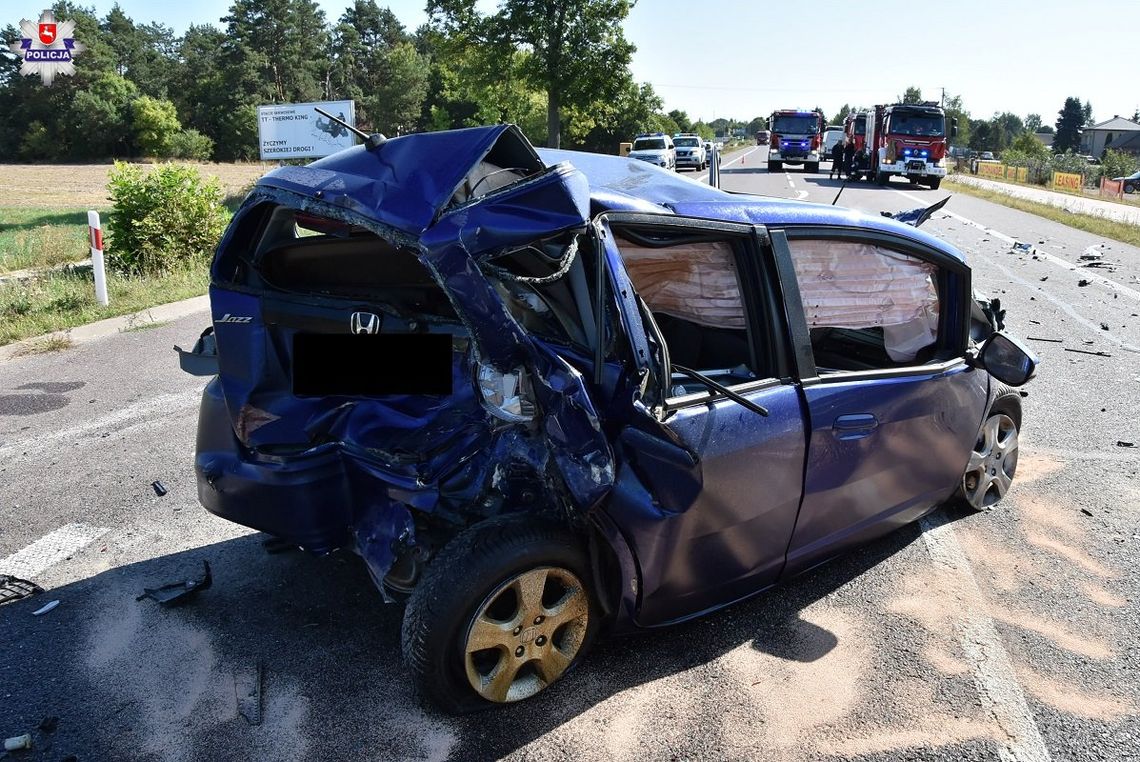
350 312 380 335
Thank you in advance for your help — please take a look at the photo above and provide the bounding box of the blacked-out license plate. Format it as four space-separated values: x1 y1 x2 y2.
292 333 453 396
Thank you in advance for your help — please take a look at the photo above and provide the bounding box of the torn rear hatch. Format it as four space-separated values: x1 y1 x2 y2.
200 126 615 592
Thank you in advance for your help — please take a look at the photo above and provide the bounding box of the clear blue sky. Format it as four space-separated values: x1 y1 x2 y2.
32 0 1140 125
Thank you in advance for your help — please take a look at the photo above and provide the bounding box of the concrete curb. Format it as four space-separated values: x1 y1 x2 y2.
0 294 209 363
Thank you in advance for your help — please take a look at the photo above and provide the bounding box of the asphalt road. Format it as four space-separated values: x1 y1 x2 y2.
2 147 1138 761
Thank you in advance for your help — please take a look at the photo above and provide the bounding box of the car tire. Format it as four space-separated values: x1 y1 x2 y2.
768 160 782 172
928 177 942 190
806 161 819 173
959 384 1022 511
401 514 600 714
1126 184 1136 194
876 171 888 186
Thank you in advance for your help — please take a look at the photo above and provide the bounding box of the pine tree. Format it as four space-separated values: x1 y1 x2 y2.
1054 97 1084 153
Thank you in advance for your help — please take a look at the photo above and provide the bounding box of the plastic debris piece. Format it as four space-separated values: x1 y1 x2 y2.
1026 337 1063 343
151 480 168 497
1080 508 1093 516
1100 322 1110 331
3 734 32 751
0 575 44 606
1063 347 1112 357
1117 441 1135 448
32 600 60 616
136 560 212 606
234 663 264 726
37 717 59 734
1013 242 1033 252
1078 279 1090 287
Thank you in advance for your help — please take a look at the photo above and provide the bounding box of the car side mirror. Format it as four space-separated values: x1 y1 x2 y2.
975 332 1038 386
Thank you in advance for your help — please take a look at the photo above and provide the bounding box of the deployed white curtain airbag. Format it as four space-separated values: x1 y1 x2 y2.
616 239 746 329
788 239 940 362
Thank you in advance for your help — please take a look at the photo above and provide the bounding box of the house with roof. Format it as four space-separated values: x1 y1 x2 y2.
1080 116 1140 157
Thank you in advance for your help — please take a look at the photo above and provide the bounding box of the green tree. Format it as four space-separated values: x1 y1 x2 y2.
746 116 767 135
831 104 851 126
132 95 181 156
429 0 636 148
221 0 330 104
1054 97 1084 153
900 86 923 104
1081 100 1094 126
1025 113 1042 133
1008 131 1049 159
944 94 969 148
668 109 691 133
64 72 138 157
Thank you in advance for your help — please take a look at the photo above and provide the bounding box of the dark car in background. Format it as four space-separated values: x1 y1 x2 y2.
1112 170 1140 193
181 124 1038 713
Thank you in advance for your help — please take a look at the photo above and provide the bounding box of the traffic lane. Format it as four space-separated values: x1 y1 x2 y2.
3 485 1022 761
0 310 213 559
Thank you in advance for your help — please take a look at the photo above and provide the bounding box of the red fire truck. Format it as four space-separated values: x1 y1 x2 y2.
767 109 825 173
851 102 957 188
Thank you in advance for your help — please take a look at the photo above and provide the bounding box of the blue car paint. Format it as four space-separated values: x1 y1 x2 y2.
196 126 1007 628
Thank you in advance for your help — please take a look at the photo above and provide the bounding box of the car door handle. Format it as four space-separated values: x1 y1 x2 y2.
832 413 878 440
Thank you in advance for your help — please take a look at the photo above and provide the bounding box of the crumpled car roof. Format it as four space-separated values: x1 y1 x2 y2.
252 125 963 264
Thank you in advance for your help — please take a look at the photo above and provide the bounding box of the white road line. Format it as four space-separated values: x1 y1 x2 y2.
919 511 1052 762
0 523 109 579
684 146 760 186
794 190 809 200
0 388 202 460
894 189 1140 302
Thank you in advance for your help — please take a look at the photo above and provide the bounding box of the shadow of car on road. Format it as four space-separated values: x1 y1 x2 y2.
2 514 942 760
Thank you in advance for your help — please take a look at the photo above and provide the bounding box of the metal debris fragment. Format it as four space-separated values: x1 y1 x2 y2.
136 560 212 606
1026 337 1063 343
1078 279 1090 287
3 735 32 751
151 481 168 497
1117 441 1135 448
1063 347 1112 357
31 600 60 616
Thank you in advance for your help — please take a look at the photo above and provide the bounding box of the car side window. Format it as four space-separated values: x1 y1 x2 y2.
615 234 763 396
786 237 943 372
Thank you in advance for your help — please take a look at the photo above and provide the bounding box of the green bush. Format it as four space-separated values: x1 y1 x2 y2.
168 129 216 160
106 162 228 275
1101 148 1139 181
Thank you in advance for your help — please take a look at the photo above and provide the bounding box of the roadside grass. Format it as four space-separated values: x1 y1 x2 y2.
0 208 98 273
945 176 1140 249
13 334 74 356
0 264 209 347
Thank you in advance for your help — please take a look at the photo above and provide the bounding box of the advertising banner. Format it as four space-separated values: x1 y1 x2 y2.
977 162 1005 179
258 100 356 160
1052 171 1083 193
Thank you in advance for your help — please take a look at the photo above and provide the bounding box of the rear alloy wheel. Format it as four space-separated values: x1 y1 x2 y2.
401 516 598 713
806 161 820 173
768 160 782 171
928 177 942 190
962 411 1019 509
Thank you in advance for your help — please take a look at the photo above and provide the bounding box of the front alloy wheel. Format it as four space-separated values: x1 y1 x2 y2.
962 412 1019 509
464 566 589 703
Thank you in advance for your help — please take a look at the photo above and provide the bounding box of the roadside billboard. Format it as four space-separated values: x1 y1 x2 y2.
257 100 356 160
1052 171 1083 193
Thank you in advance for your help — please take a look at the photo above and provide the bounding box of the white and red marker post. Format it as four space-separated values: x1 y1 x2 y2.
87 210 108 306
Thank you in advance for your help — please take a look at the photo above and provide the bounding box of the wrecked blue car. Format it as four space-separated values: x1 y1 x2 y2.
183 124 1037 712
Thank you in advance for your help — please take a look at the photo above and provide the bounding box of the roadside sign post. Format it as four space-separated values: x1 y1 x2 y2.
87 210 108 306
257 100 357 161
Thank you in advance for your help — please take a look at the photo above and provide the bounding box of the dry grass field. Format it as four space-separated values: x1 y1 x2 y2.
0 161 274 209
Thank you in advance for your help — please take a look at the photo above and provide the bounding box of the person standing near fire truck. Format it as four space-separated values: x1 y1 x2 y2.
829 136 847 179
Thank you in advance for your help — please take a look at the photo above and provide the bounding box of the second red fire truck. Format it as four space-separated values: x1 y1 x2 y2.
846 102 957 188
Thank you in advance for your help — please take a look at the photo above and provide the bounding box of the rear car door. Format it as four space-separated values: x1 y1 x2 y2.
595 214 807 626
769 228 989 575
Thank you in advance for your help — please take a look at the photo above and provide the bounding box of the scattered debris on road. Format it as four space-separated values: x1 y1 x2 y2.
136 560 212 606
1100 322 1110 330
1078 279 1090 287
1117 441 1135 448
1026 336 1063 343
234 664 264 726
1064 347 1112 357
151 480 168 497
31 599 60 616
0 575 43 606
3 734 33 751
1081 508 1094 516
1013 241 1033 252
